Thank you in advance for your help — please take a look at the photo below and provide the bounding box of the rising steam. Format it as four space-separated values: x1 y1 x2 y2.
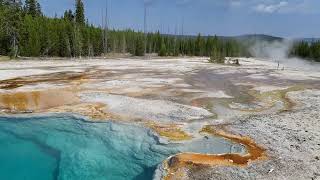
249 40 320 71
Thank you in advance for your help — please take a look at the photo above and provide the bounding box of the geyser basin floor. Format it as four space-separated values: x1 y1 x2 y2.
0 115 244 180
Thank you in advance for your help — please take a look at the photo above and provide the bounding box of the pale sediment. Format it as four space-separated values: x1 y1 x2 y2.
79 93 213 123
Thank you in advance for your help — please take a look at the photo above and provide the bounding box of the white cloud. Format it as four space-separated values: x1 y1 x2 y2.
144 0 318 14
254 1 289 13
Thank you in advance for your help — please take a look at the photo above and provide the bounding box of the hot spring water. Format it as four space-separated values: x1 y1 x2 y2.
0 115 245 180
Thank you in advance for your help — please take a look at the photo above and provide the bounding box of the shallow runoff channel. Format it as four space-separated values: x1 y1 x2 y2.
0 114 245 180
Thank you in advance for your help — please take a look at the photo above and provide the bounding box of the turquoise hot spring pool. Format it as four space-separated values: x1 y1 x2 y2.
0 115 244 180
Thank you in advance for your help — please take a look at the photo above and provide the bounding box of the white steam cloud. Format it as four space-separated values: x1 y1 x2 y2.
249 40 320 71
249 40 292 60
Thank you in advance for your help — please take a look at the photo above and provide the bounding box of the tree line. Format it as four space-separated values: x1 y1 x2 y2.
290 41 320 62
0 0 250 60
1 0 319 63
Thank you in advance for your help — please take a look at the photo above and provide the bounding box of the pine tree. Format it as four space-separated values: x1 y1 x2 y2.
73 25 83 57
121 34 126 53
20 15 41 56
75 0 85 26
64 10 74 22
36 2 41 15
159 38 167 56
134 35 145 56
210 46 225 64
25 0 41 17
195 33 204 56
0 0 22 58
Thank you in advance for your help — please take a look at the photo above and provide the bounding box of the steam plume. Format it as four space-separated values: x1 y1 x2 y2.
249 40 320 71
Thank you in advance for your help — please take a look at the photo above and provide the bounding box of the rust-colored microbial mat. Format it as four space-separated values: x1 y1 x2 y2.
164 125 267 179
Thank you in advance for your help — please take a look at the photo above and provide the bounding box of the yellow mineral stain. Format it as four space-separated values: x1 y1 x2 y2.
146 122 192 141
163 125 267 180
48 103 121 121
0 89 79 112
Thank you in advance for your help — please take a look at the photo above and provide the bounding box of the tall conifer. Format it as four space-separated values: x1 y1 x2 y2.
75 0 85 25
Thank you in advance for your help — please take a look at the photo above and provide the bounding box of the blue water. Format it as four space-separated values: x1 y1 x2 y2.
0 115 244 180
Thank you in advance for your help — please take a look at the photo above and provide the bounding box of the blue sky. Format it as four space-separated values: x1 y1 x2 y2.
39 0 320 38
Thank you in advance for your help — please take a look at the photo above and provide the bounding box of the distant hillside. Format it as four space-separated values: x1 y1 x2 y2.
297 38 320 43
222 35 319 43
232 34 283 42
166 34 284 42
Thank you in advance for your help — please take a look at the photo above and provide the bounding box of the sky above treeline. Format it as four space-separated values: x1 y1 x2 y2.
39 0 320 38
